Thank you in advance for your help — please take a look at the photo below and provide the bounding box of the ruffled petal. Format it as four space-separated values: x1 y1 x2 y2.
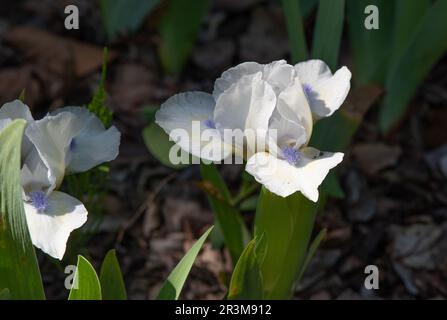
0 100 34 122
309 66 351 118
213 60 295 98
54 107 121 172
24 191 88 260
294 59 332 84
245 147 344 201
213 62 263 99
276 77 313 143
214 73 276 155
26 112 85 188
295 60 351 119
246 152 300 198
261 60 295 94
294 147 344 202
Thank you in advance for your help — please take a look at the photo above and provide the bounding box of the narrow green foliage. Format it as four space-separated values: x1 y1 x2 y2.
312 0 345 70
347 0 395 84
390 0 430 66
68 255 102 300
282 0 308 63
100 250 127 300
65 48 113 243
157 226 214 300
0 120 45 300
18 89 26 102
379 0 447 132
200 164 250 264
88 48 112 128
297 228 327 281
228 235 265 300
158 0 212 73
300 0 318 17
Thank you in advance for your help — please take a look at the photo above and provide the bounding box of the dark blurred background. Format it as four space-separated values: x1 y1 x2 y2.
1 0 446 299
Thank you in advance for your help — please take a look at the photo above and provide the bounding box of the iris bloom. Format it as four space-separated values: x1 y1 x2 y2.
26 107 121 188
0 101 121 259
156 59 351 201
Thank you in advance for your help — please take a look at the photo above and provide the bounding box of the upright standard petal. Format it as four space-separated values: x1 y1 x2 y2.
261 60 295 94
156 91 231 161
276 77 313 143
213 62 263 99
213 60 296 99
214 72 277 155
24 191 88 260
246 147 344 201
22 147 56 195
268 109 307 150
55 107 121 173
26 111 85 188
294 59 332 84
295 60 351 119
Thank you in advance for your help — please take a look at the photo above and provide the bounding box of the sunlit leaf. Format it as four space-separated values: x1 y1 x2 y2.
157 226 214 300
100 249 127 300
68 255 102 300
0 120 45 300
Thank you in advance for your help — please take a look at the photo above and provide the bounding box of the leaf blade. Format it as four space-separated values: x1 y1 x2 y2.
99 249 127 300
68 255 102 300
0 120 45 300
282 0 308 63
379 0 447 132
158 0 211 73
100 0 160 40
312 0 345 70
200 164 250 264
228 236 264 300
156 226 214 300
143 123 191 169
254 188 318 299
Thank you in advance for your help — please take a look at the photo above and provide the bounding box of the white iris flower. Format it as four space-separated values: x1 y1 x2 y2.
0 101 121 260
156 59 351 202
